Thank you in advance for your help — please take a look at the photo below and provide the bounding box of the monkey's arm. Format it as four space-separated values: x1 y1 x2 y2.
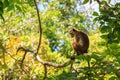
74 34 81 43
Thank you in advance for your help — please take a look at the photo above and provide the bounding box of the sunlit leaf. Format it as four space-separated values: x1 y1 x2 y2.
100 34 108 39
93 12 99 16
15 4 22 12
83 0 89 4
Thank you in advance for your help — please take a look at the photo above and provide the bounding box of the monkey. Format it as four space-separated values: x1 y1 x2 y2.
69 28 89 73
69 28 89 56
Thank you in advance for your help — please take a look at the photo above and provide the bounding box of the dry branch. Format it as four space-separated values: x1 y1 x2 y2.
16 47 74 80
36 55 73 68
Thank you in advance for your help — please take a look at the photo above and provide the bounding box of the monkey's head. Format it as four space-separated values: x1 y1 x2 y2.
69 28 78 37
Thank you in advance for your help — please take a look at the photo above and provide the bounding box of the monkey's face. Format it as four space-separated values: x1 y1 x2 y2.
69 28 77 37
69 32 74 37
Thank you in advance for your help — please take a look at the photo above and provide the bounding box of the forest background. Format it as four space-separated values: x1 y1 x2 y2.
0 0 120 80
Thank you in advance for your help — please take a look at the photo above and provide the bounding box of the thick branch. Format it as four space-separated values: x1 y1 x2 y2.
17 47 74 80
36 55 73 68
17 47 73 68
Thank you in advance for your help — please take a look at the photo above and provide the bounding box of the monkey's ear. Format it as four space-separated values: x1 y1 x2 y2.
72 28 76 31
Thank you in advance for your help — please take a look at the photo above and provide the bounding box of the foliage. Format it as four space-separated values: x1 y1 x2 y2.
0 0 120 80
94 2 120 44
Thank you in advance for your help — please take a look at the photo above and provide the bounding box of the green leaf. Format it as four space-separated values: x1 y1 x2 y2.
100 26 111 33
0 13 4 21
100 34 108 39
7 5 14 11
76 55 84 60
0 1 3 8
90 0 92 4
3 0 9 8
108 0 111 3
0 7 3 14
15 4 22 12
84 55 91 62
83 0 89 4
93 12 99 16
93 17 99 21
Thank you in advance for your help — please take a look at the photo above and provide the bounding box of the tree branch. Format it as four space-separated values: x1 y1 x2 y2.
21 51 27 67
36 55 73 68
96 0 101 5
16 47 74 79
33 0 42 55
43 65 47 80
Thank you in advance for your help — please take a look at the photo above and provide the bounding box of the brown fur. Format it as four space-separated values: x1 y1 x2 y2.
69 28 89 55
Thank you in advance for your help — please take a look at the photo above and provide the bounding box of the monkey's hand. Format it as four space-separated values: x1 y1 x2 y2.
70 55 75 60
70 51 76 60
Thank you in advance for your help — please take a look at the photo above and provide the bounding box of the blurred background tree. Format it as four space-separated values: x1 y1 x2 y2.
0 0 120 79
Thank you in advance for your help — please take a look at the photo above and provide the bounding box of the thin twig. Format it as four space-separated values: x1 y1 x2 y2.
43 65 47 80
33 0 42 55
87 60 91 79
69 60 74 73
16 47 33 77
7 52 17 61
21 51 27 67
20 65 30 77
16 47 36 55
